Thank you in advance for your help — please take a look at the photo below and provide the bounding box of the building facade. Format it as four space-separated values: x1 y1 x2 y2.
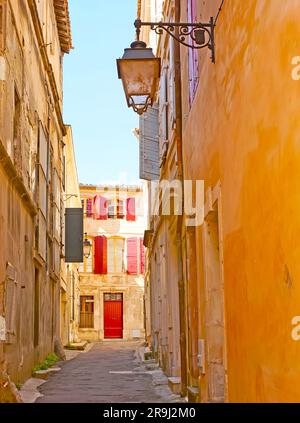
140 0 185 396
79 184 146 342
60 125 81 347
139 0 300 403
0 0 72 399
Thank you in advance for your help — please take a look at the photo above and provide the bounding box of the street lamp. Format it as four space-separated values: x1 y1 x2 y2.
117 39 161 115
117 17 215 116
83 233 92 259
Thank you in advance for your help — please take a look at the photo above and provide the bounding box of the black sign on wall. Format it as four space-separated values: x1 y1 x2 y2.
65 208 83 263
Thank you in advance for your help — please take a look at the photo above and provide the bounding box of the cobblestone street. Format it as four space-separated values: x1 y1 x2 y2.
35 342 182 403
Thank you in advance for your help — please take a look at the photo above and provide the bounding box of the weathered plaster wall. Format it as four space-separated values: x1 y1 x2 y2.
0 0 69 387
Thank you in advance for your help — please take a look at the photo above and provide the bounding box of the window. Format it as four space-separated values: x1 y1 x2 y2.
36 122 48 260
108 199 116 219
104 293 122 301
0 1 6 53
80 296 94 328
187 0 199 105
108 238 125 273
62 155 66 191
13 88 21 167
117 199 125 219
86 198 93 217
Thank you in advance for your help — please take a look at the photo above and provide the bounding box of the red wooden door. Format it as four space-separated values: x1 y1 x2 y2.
104 293 123 338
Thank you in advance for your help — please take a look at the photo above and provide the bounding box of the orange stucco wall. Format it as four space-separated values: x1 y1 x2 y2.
181 0 300 402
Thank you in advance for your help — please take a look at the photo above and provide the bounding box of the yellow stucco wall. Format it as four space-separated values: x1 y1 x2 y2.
180 0 300 402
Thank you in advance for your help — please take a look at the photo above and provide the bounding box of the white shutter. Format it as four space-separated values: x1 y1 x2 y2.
159 68 169 165
86 253 92 273
159 68 168 146
139 105 160 181
39 123 48 177
5 263 17 344
168 37 176 129
115 239 124 273
107 239 115 273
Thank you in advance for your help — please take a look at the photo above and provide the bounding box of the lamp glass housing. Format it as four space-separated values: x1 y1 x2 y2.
83 237 92 259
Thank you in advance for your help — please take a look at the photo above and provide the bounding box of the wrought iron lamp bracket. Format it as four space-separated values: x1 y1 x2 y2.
134 17 215 63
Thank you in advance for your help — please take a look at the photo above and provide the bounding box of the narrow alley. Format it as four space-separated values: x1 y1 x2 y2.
31 342 182 404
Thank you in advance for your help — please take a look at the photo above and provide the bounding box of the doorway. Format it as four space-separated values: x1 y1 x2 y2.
203 198 226 402
104 293 123 339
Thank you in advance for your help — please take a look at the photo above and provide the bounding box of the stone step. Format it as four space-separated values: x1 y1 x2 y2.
33 367 61 380
145 363 159 370
168 377 181 395
64 341 88 351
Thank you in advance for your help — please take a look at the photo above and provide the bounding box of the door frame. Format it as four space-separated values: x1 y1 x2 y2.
103 292 124 339
202 182 228 402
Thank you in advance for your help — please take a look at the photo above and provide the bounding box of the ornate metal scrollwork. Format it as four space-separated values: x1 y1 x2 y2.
134 18 215 63
128 95 153 115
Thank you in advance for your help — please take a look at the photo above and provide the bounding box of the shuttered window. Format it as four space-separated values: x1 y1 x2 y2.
168 37 176 128
126 197 136 221
140 237 145 274
188 0 199 105
108 200 116 219
139 105 160 181
159 67 168 147
5 263 17 344
94 235 107 274
86 198 93 217
94 195 108 220
37 122 48 260
108 238 125 273
127 237 138 275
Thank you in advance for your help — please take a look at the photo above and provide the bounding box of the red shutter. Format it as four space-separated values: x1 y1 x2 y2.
94 236 107 274
94 195 108 220
140 237 145 274
126 198 136 221
127 237 137 275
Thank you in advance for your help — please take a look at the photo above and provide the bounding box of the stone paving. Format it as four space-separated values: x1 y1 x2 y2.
35 341 183 403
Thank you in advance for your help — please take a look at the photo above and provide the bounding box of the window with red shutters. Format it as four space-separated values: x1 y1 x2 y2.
126 197 136 221
188 0 199 106
86 198 93 218
127 237 137 275
140 237 145 274
94 195 108 220
94 236 107 274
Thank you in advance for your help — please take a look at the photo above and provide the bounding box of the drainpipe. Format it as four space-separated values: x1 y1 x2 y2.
174 0 188 397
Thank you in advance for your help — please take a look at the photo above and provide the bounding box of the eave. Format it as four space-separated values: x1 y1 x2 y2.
54 0 73 54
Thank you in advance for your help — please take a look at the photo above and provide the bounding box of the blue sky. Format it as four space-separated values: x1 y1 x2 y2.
63 0 139 185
